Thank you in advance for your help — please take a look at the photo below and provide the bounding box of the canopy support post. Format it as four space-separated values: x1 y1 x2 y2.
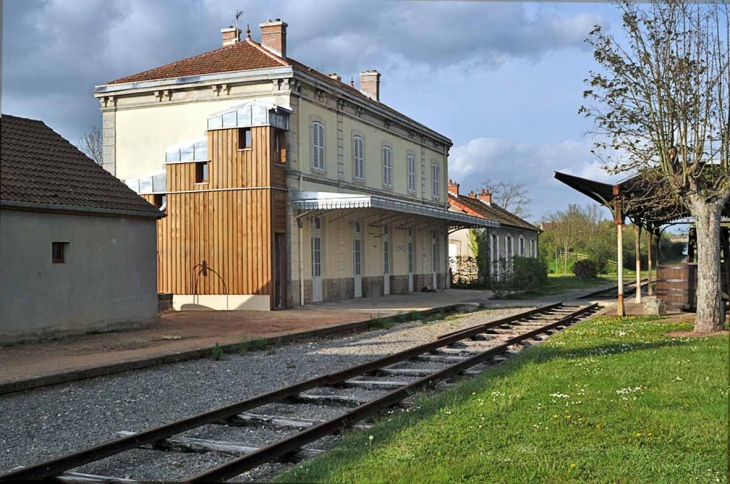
647 229 654 296
635 223 642 304
614 187 625 316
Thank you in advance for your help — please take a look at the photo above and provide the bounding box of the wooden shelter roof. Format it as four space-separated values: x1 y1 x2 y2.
552 171 725 227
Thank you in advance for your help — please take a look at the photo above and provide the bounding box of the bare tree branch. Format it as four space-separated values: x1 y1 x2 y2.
78 126 103 165
480 179 533 219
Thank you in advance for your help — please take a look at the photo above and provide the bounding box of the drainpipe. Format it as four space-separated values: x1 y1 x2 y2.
299 172 305 306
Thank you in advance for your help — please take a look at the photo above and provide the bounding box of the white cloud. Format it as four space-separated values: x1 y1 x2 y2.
3 0 606 142
449 137 618 220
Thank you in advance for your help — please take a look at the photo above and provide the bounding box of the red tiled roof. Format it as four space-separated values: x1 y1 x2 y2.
108 39 287 85
105 38 451 144
449 193 538 232
0 115 163 218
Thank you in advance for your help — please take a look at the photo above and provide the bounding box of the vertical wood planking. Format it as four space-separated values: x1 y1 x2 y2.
152 126 276 304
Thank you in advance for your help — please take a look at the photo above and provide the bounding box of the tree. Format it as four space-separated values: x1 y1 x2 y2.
78 126 103 165
545 205 585 275
581 1 730 333
481 179 533 219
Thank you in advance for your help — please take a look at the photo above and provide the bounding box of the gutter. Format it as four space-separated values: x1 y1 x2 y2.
0 200 165 220
94 66 295 95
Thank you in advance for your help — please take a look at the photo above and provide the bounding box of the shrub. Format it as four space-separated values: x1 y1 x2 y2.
572 259 598 280
489 257 549 297
512 256 549 289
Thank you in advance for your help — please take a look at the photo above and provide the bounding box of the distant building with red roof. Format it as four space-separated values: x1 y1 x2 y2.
447 179 540 281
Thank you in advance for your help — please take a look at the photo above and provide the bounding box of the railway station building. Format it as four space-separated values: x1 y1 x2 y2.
447 181 540 281
95 20 496 310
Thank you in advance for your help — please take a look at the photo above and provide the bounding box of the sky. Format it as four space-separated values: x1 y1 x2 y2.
2 0 626 221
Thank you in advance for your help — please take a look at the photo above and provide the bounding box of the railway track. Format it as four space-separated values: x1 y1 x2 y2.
578 278 649 300
1 302 599 483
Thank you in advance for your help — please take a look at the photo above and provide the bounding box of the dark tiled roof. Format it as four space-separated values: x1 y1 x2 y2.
449 193 538 232
107 39 287 84
105 38 450 145
0 115 163 218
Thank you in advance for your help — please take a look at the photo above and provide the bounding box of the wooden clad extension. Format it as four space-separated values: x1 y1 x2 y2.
144 126 288 308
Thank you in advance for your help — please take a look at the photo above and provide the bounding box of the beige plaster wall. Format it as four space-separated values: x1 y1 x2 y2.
113 91 287 182
297 100 448 205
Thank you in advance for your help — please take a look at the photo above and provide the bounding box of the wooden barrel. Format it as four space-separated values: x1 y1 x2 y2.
656 264 697 311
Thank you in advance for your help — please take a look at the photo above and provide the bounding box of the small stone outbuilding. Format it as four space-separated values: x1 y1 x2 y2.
0 114 165 342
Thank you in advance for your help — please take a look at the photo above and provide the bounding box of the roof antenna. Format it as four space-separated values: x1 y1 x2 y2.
246 24 251 39
234 9 244 39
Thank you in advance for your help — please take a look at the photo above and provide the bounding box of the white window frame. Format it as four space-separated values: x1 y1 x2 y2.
519 236 525 257
312 121 325 171
531 239 536 258
407 154 416 193
382 145 393 187
491 233 500 280
506 235 513 270
353 135 365 180
431 163 440 199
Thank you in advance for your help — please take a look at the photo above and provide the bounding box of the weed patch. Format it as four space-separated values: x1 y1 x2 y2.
239 335 269 355
210 343 224 361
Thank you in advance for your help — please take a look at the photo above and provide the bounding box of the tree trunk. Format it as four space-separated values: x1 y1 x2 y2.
689 196 725 333
634 223 641 304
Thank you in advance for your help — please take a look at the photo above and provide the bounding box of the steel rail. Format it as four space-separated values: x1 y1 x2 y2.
578 278 648 300
0 302 575 481
187 302 599 482
436 302 564 340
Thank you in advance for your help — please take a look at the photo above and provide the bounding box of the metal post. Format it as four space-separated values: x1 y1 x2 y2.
635 223 642 304
614 187 625 316
647 229 653 296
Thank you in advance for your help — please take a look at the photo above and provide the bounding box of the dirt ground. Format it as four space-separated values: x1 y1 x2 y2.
0 290 499 386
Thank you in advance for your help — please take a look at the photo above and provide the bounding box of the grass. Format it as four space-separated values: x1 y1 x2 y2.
277 316 728 483
239 334 270 355
210 342 224 361
368 310 444 330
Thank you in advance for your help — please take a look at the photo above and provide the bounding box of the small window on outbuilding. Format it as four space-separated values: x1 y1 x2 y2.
238 128 252 150
195 162 209 183
52 242 68 264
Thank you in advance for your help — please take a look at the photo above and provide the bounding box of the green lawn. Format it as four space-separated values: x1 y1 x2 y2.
277 316 728 483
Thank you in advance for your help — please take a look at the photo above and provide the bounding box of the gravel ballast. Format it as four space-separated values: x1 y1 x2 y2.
0 307 533 480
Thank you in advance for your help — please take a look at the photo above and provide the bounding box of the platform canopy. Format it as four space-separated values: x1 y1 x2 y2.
552 170 730 227
291 191 500 230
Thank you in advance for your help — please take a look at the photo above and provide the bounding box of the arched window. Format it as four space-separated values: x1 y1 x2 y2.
382 146 393 187
432 163 440 199
407 154 417 192
519 236 525 256
353 136 365 180
312 121 325 170
506 235 513 266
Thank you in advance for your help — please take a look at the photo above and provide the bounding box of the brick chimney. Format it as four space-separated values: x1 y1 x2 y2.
468 190 477 199
221 26 241 46
260 19 287 58
478 188 492 205
360 70 381 101
448 179 460 196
